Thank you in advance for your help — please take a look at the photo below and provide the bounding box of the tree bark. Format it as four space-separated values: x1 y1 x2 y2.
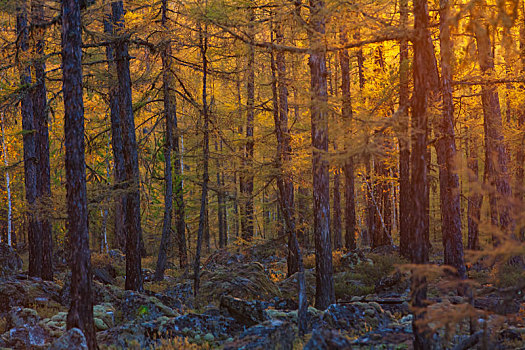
472 2 515 240
308 0 335 310
17 1 41 278
436 0 466 279
112 0 143 291
32 0 53 281
61 0 97 347
467 128 482 250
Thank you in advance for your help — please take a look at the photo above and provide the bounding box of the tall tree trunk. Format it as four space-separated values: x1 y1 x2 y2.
154 0 176 281
112 1 143 291
332 164 342 249
104 10 127 253
436 0 466 279
0 116 11 246
517 3 525 238
339 27 356 250
308 0 335 310
194 19 209 299
240 9 255 241
216 139 226 248
472 3 514 240
17 1 41 278
467 128 482 250
411 0 438 348
32 0 53 281
61 0 97 347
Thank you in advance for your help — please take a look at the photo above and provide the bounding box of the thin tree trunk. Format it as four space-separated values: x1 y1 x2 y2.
61 0 97 347
32 0 53 281
216 139 226 248
112 0 143 291
194 18 210 299
436 0 466 279
240 9 255 241
467 128 482 250
17 1 41 277
332 163 342 249
154 0 176 281
398 0 411 259
104 9 127 253
309 0 335 310
1 116 12 246
339 27 356 250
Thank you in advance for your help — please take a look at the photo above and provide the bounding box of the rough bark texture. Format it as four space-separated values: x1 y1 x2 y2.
104 12 127 253
61 0 97 348
216 139 227 248
467 130 482 250
17 1 41 278
339 27 356 250
332 166 342 249
308 0 335 310
240 10 255 241
32 0 53 281
411 0 436 348
436 0 466 279
154 0 175 281
112 1 143 291
472 3 514 240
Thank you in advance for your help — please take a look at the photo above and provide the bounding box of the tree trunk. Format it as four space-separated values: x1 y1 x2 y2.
216 139 227 248
339 27 356 251
467 128 482 250
472 2 514 240
411 0 437 348
17 1 41 278
61 0 97 347
104 10 127 253
32 0 53 281
398 0 411 259
308 0 335 310
332 164 342 249
0 116 11 246
154 0 176 281
194 20 210 299
240 9 255 241
112 1 143 291
436 0 466 279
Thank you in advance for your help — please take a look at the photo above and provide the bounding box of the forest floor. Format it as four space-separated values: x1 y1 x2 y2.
1 238 525 349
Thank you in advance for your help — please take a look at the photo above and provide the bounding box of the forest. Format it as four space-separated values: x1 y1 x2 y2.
0 0 524 348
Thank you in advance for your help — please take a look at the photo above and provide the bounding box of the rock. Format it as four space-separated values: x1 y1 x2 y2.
203 333 214 342
474 295 521 315
97 322 146 348
322 303 392 336
264 306 324 331
49 328 87 350
340 250 368 268
93 264 116 285
198 262 281 305
60 273 123 307
8 307 39 328
0 276 62 314
2 324 49 349
163 282 194 310
109 249 125 261
278 269 316 301
118 290 178 322
93 303 115 330
0 243 22 277
375 271 409 294
223 320 296 350
203 249 245 270
304 327 353 349
220 295 268 326
94 318 108 331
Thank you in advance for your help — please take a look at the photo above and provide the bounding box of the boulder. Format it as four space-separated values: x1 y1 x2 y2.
118 290 178 322
198 262 281 305
49 328 87 350
0 277 62 314
220 295 268 326
278 269 316 302
223 319 296 350
93 264 116 285
304 328 353 349
322 303 392 336
97 323 146 349
0 243 22 277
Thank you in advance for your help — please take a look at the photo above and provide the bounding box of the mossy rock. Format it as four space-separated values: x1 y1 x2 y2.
278 269 316 302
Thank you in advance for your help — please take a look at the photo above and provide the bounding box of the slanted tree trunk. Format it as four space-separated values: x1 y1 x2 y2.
112 0 143 291
194 20 210 299
308 0 335 310
61 0 97 347
398 0 411 259
104 10 127 253
472 2 514 240
32 0 53 281
339 27 356 250
17 1 41 278
154 0 176 281
411 0 438 348
240 9 255 241
436 0 466 279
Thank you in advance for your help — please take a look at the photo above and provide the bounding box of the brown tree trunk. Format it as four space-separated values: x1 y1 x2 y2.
112 1 143 291
436 0 466 279
339 26 356 250
17 1 41 278
309 0 335 310
61 0 97 347
411 0 438 348
32 0 53 281
472 2 515 240
467 128 483 250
